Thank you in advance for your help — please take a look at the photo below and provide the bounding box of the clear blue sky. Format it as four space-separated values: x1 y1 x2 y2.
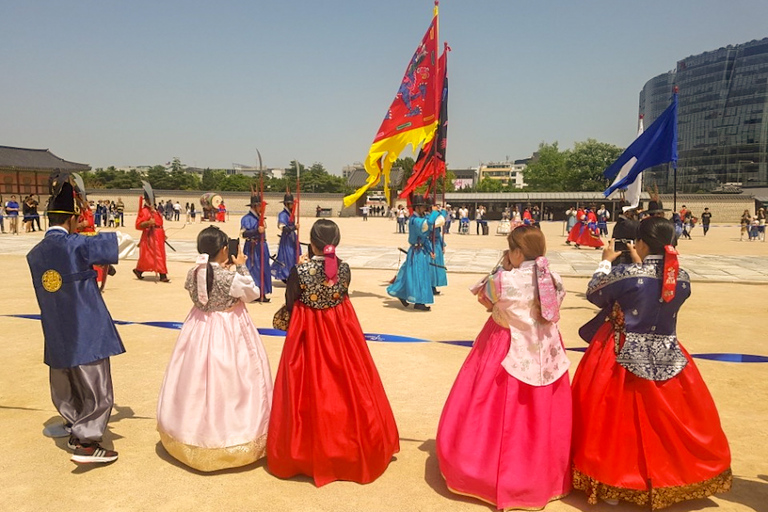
3 0 768 175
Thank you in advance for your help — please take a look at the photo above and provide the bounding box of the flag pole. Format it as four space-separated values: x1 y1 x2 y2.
295 160 301 264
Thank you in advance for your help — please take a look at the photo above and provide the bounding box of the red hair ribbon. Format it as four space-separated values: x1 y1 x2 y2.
323 245 338 285
662 245 679 302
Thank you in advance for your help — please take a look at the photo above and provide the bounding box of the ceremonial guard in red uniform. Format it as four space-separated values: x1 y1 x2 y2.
133 181 169 282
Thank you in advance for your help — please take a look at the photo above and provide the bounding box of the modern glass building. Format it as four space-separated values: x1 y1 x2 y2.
640 38 768 193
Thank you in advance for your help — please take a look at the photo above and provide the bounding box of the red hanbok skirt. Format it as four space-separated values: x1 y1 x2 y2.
571 322 732 509
266 298 400 486
437 319 572 510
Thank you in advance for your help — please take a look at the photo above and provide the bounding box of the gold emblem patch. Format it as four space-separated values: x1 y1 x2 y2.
42 270 62 292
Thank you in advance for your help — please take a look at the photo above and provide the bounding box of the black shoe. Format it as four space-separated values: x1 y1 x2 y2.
398 298 409 308
432 288 441 295
255 297 270 303
133 269 143 280
67 435 78 451
159 274 171 283
414 303 431 311
71 443 118 464
107 265 116 276
565 241 571 245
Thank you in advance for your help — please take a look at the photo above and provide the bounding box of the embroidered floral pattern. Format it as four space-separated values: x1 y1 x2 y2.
296 259 351 309
185 265 246 312
573 466 732 510
616 332 688 381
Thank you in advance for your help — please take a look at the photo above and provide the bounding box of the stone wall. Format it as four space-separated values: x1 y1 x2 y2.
658 194 757 222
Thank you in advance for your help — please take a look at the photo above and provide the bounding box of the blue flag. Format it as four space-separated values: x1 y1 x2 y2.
603 94 677 197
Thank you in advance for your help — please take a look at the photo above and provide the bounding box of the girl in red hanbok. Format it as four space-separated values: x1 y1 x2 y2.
134 196 169 282
267 219 399 486
437 226 572 510
571 217 731 509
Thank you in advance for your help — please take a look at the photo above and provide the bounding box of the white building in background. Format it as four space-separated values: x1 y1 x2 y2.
478 161 527 188
342 162 365 180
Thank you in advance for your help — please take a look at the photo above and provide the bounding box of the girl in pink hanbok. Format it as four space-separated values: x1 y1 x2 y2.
157 226 273 471
437 225 572 510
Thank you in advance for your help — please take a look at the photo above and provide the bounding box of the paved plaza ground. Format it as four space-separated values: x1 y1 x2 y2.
1 216 766 511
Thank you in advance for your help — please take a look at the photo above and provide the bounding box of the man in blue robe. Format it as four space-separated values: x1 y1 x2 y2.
427 199 448 295
387 194 434 311
271 192 301 282
27 172 123 464
241 193 272 301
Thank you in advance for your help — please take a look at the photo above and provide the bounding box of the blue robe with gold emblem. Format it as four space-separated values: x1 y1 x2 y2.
27 228 124 369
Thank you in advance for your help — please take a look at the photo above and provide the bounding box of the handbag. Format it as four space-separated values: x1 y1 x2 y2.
272 305 291 331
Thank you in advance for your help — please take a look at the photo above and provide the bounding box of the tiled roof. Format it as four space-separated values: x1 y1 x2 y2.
347 167 405 188
0 146 90 171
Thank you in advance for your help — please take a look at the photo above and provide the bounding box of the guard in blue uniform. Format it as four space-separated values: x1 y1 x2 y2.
241 193 272 301
387 194 434 311
271 192 301 282
27 172 123 464
426 198 447 294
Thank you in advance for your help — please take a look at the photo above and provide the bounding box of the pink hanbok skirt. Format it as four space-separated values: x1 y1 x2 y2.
157 302 273 471
437 318 572 510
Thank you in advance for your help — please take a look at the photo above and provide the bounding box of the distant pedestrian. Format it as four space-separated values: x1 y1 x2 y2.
396 205 407 233
757 208 766 242
596 204 610 236
701 207 712 236
5 195 19 235
360 204 369 221
740 210 751 241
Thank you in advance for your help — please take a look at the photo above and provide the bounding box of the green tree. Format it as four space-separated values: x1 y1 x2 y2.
201 168 226 190
522 142 569 191
564 139 623 191
476 176 505 192
219 174 254 192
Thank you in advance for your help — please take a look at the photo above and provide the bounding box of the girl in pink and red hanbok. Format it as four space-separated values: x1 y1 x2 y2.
267 219 399 486
437 225 572 510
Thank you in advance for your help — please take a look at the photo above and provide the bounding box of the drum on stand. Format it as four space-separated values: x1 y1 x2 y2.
200 193 222 221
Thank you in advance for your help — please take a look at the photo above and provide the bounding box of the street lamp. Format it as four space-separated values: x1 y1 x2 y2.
737 160 754 185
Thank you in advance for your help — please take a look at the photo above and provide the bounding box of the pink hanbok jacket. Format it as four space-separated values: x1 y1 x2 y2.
473 260 569 386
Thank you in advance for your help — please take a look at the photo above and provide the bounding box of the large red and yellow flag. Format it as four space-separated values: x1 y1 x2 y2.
343 3 440 207
400 44 449 199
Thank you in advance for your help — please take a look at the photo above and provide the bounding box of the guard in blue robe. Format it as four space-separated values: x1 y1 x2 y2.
241 194 272 300
271 192 301 282
27 173 122 463
427 201 448 292
387 195 434 310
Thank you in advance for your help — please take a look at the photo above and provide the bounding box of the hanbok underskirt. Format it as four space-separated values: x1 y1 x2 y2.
496 220 511 235
267 298 399 486
437 318 572 510
571 321 732 509
157 302 272 472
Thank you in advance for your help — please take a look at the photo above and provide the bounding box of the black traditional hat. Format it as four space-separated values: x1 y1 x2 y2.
247 194 262 207
411 194 427 207
46 170 78 215
281 192 295 204
141 180 155 206
642 200 670 215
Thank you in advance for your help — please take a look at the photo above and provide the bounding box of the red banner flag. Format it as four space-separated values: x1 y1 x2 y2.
343 3 440 207
401 44 449 199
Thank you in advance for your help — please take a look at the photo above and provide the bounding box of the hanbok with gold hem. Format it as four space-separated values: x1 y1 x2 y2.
571 256 731 509
157 257 272 471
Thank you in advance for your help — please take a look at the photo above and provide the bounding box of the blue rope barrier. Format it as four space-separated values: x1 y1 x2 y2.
6 314 764 362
